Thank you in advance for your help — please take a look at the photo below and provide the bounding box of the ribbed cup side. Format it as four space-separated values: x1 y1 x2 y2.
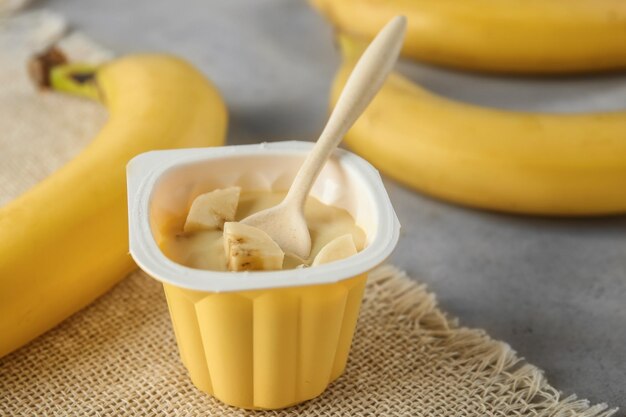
163 284 213 394
297 283 349 401
162 273 368 410
195 293 253 407
331 274 367 381
253 291 299 408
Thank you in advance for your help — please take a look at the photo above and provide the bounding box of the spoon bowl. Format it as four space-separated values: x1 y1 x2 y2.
241 200 311 259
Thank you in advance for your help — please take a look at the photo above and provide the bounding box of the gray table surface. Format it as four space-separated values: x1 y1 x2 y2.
42 0 626 410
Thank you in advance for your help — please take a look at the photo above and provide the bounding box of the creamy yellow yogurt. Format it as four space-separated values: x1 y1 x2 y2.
160 190 366 270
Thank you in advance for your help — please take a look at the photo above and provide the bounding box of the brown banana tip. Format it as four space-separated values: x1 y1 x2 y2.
28 47 67 90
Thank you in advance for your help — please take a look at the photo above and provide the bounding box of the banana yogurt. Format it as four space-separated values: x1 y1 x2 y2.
159 187 366 271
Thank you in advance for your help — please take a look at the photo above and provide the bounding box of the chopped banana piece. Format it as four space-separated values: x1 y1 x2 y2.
223 222 284 271
184 187 241 233
312 234 357 266
283 252 309 270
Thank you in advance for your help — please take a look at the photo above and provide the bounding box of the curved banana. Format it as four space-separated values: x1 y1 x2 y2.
331 38 626 215
312 0 626 74
0 53 227 357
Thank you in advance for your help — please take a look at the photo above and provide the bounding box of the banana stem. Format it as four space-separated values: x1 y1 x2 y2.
29 47 102 101
49 64 101 101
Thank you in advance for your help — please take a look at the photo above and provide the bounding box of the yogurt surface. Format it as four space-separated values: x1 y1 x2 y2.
160 190 366 270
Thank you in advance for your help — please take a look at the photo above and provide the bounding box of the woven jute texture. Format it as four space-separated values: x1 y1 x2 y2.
0 10 617 417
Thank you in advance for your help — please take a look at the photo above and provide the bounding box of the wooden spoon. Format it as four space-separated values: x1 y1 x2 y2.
241 16 407 259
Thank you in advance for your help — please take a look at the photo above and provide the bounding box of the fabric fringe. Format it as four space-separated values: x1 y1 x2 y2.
368 265 619 417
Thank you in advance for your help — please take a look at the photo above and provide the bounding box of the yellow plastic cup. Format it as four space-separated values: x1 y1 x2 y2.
127 141 400 409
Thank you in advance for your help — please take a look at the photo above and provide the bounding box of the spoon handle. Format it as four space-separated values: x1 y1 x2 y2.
285 15 407 207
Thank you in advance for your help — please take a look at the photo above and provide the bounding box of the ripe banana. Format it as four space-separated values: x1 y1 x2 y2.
223 222 285 271
184 186 241 233
312 234 357 267
311 0 626 74
331 37 626 215
0 53 227 358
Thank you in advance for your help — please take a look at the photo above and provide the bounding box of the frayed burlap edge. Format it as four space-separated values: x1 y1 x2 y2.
368 265 618 417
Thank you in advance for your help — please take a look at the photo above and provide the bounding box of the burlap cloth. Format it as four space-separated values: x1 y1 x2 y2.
0 10 618 417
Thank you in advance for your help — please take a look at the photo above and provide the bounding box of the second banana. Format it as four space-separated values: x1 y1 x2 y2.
312 0 626 74
332 38 626 215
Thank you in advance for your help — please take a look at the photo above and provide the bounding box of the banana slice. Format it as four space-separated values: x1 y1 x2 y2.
184 186 241 233
312 234 357 266
223 222 284 271
283 252 310 270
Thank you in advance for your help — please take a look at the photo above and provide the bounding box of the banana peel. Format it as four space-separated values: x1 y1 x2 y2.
313 0 626 74
0 49 228 357
333 35 626 215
